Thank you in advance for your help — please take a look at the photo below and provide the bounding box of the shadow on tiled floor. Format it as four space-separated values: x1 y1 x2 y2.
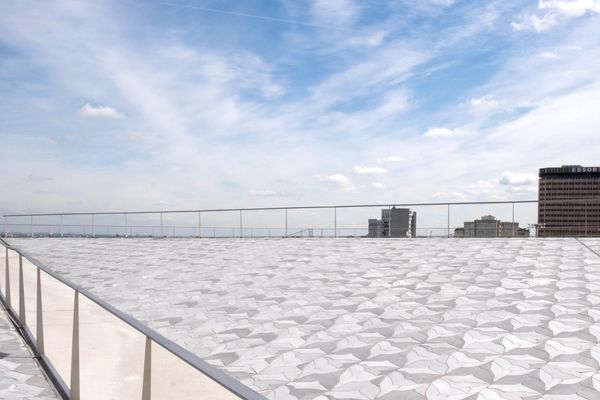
0 307 59 399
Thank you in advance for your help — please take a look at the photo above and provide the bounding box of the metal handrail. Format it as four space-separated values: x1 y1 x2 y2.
5 197 600 218
2 199 546 217
0 238 266 400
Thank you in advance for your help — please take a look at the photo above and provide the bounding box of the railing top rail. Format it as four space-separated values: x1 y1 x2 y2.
0 238 266 400
2 199 548 217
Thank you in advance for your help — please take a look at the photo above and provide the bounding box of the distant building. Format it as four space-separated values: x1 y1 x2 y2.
368 207 416 238
368 219 384 238
538 165 600 237
454 215 529 237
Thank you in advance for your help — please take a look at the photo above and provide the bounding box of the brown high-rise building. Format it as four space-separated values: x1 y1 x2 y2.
538 165 600 237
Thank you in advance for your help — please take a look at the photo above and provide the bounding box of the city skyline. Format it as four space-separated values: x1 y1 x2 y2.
1 1 600 215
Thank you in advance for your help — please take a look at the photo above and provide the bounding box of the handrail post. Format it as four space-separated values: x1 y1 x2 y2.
70 291 80 400
30 216 34 238
285 209 288 238
18 254 25 326
389 206 393 238
5 248 11 308
334 207 337 238
91 214 95 238
3 216 6 238
36 267 44 356
160 213 163 238
198 211 201 238
124 213 128 238
60 215 64 238
239 210 243 238
142 337 152 400
512 202 515 237
447 204 450 238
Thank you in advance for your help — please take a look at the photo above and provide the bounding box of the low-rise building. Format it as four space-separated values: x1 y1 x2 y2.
454 215 529 237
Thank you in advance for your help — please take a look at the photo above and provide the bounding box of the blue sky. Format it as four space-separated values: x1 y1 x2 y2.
1 0 600 218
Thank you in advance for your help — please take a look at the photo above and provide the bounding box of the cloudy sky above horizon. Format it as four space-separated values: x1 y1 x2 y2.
1 0 600 215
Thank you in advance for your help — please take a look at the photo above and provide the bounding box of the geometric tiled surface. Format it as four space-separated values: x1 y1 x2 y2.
9 237 600 399
0 307 59 399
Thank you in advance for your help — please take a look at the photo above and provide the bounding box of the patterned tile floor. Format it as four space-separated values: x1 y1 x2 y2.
8 237 600 400
0 307 59 399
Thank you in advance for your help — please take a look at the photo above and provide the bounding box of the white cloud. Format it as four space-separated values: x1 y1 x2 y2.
423 127 468 138
512 0 600 32
371 182 386 189
540 0 600 16
79 103 124 119
353 165 388 175
317 173 355 191
499 171 538 186
511 13 558 32
468 94 501 113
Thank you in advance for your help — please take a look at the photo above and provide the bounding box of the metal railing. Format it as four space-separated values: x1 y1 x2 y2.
2 198 600 239
2 199 540 239
0 238 266 400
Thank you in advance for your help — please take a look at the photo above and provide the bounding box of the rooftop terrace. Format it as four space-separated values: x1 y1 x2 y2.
6 237 600 399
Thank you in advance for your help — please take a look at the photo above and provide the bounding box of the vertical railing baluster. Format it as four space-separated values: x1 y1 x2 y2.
60 215 64 238
447 204 450 238
512 202 515 237
334 207 337 238
239 210 243 238
142 337 152 400
124 214 128 238
92 214 95 238
30 216 34 238
36 267 44 356
389 206 393 238
198 211 201 238
285 209 288 238
160 213 163 238
18 254 25 326
70 291 80 400
5 248 11 308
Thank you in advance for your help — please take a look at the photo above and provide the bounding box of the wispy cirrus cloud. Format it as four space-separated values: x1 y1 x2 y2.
310 0 359 27
0 0 599 233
